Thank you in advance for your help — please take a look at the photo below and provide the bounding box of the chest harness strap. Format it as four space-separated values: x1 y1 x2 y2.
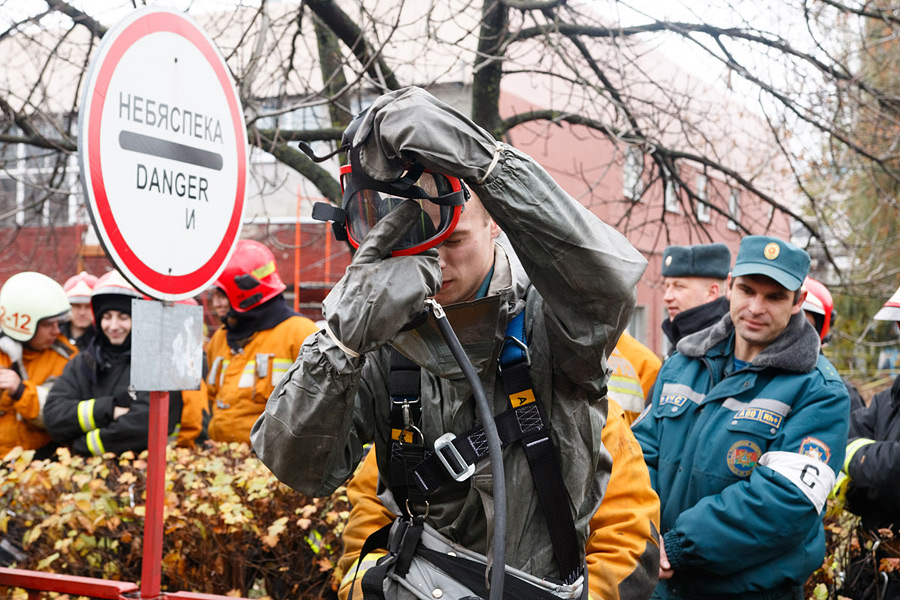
386 350 429 508
382 311 582 585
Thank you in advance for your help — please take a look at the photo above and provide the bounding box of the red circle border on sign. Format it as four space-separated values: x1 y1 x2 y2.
86 10 245 296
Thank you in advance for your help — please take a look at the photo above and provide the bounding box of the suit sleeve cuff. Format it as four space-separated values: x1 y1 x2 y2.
663 530 687 570
9 382 25 401
845 438 876 475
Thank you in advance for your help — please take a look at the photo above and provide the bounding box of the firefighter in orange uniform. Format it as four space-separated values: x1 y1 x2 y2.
0 272 77 459
609 332 661 423
205 240 319 443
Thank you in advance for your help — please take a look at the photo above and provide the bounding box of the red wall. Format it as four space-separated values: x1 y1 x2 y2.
499 90 791 355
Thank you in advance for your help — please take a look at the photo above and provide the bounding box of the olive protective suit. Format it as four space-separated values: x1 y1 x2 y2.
251 87 648 581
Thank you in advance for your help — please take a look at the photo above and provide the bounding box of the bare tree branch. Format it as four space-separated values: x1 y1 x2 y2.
44 0 107 39
303 0 400 91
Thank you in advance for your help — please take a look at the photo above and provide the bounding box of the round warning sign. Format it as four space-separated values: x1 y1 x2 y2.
79 7 246 301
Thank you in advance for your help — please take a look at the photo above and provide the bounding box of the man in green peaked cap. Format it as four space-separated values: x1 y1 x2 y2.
633 235 850 600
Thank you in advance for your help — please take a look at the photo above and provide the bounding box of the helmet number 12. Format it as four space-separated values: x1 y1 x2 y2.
0 308 32 332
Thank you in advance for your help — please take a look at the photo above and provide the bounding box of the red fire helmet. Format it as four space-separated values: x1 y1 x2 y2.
214 240 286 313
801 276 834 342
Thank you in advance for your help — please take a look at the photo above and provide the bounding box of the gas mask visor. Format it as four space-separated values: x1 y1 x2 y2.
313 162 469 256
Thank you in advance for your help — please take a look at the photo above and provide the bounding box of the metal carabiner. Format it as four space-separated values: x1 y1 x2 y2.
404 498 430 519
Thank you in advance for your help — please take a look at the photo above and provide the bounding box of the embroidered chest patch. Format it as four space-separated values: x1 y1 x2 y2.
799 436 831 464
660 393 688 408
726 440 762 477
733 408 783 428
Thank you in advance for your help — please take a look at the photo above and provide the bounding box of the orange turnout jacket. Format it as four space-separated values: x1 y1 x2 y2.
206 317 318 443
335 400 661 600
0 335 76 456
610 332 661 424
175 382 209 448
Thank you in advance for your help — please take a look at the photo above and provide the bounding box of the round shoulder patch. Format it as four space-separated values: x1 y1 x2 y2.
726 440 762 477
764 242 780 260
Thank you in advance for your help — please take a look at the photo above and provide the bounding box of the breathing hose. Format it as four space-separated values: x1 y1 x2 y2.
425 299 506 600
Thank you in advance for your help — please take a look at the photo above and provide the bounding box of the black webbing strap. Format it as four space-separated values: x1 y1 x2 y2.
498 318 583 585
415 546 570 600
351 521 395 600
358 518 582 600
386 350 427 507
410 401 550 494
383 312 583 585
356 517 425 600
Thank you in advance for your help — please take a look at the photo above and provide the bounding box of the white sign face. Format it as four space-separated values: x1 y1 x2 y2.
79 7 246 301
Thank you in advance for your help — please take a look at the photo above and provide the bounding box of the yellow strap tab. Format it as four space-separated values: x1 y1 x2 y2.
509 389 536 408
77 398 97 432
391 429 414 444
251 261 276 280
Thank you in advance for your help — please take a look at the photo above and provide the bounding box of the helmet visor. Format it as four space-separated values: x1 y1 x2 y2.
339 167 464 256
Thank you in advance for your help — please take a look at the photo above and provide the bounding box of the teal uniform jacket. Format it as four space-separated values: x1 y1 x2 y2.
632 311 849 599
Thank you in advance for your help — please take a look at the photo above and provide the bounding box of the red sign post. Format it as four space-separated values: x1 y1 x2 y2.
78 7 247 598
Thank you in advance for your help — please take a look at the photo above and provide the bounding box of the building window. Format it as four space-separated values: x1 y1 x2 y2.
665 180 680 213
696 174 711 223
626 305 647 345
0 177 16 227
623 147 644 201
0 120 79 228
728 186 741 230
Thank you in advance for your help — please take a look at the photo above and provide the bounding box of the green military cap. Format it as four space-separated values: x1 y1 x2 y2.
661 243 731 279
732 235 809 291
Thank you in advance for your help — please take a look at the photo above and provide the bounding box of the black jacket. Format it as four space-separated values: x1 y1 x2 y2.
43 343 182 456
661 296 729 355
60 322 96 351
846 374 900 531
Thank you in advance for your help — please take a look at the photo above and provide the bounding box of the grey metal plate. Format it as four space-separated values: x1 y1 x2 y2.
131 299 203 391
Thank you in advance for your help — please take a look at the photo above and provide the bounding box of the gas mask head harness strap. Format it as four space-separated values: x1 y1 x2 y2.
298 110 469 257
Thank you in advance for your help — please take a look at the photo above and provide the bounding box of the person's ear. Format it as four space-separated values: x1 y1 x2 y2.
791 289 807 315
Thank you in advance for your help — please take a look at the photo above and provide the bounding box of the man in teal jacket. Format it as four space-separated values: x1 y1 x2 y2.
632 235 850 600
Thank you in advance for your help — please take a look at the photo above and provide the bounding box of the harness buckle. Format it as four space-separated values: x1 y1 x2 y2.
433 432 475 482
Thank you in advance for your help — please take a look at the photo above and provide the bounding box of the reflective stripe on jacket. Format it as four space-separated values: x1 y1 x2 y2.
616 332 661 400
206 316 318 443
43 345 182 456
845 374 900 532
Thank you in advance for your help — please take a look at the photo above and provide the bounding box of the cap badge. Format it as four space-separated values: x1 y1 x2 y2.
665 256 673 267
764 242 780 260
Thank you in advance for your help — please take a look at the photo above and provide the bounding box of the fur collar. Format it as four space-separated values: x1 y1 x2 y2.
677 310 821 373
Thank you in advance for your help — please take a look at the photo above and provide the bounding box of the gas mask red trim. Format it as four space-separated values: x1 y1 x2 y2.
313 163 468 256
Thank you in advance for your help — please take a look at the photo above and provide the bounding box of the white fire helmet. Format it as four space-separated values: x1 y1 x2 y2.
0 272 71 342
